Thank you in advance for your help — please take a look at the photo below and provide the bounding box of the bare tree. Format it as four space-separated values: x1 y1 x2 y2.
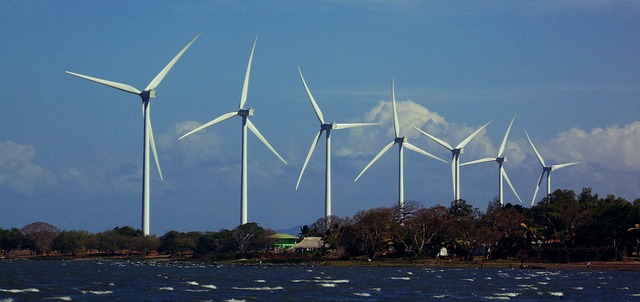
21 222 59 255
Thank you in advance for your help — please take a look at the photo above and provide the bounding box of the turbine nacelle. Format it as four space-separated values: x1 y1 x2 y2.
139 90 157 99
496 157 506 163
321 123 335 131
238 108 254 117
395 137 407 144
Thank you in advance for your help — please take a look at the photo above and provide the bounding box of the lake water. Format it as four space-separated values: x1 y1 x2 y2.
1 260 639 301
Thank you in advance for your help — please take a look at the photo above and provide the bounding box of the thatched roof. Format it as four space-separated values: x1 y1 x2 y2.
293 237 324 249
268 233 299 240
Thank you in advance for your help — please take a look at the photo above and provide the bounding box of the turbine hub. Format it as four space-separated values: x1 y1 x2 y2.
496 157 505 163
140 90 157 99
321 123 334 130
395 137 406 144
238 108 254 117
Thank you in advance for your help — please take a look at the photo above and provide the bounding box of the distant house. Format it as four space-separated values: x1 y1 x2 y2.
268 233 299 251
293 237 324 253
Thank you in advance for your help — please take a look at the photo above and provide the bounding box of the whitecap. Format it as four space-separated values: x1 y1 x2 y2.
494 293 519 297
185 289 210 293
354 292 371 297
432 295 447 299
201 284 217 289
0 288 39 293
232 286 284 291
185 281 199 286
319 283 336 288
43 297 72 301
461 278 475 282
548 292 564 297
0 299 13 302
159 287 174 291
389 277 411 280
628 293 640 297
482 296 510 300
81 290 112 295
254 280 266 283
224 299 246 302
570 287 583 290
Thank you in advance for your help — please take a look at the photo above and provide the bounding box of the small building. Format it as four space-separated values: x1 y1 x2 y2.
268 233 299 251
293 237 324 253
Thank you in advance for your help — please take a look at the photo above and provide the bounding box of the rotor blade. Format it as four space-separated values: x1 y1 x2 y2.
460 157 495 166
179 111 237 140
404 142 448 163
392 78 400 138
524 130 546 167
413 127 453 151
502 168 522 204
65 71 141 95
457 120 493 149
297 67 325 124
551 161 581 171
246 118 287 165
145 33 201 91
239 36 257 109
498 115 516 157
531 171 545 206
148 116 164 181
295 130 324 190
333 122 380 130
354 141 395 182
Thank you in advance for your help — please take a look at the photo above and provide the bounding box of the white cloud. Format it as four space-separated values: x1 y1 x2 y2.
0 140 56 195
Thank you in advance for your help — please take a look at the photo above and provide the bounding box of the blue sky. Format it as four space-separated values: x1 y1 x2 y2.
1 1 639 234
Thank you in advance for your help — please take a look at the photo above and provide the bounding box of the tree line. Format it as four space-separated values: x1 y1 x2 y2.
2 187 639 263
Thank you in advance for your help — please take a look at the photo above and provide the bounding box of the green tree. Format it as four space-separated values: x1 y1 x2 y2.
0 228 25 254
52 230 91 255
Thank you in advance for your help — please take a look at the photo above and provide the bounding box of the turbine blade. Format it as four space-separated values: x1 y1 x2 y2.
414 127 453 150
354 141 395 182
179 111 237 140
297 67 325 124
333 122 380 130
531 172 545 206
457 120 493 149
239 36 257 109
502 168 522 204
461 157 495 166
392 79 400 138
498 115 516 157
551 161 581 171
404 142 448 163
296 130 324 190
246 118 287 165
65 71 141 95
145 33 201 91
148 117 163 181
525 130 546 167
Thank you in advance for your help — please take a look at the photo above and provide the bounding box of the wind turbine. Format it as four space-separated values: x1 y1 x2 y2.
525 130 581 206
65 33 201 235
179 37 287 226
296 67 379 223
461 116 522 206
354 79 447 212
414 120 493 202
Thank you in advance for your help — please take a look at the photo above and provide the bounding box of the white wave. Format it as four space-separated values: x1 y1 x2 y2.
389 277 411 280
570 287 583 290
185 281 199 286
232 286 284 291
432 295 448 299
43 297 72 301
254 280 266 283
537 282 549 285
0 288 39 293
369 288 381 292
201 284 217 289
629 293 640 297
494 293 519 297
224 299 246 302
461 278 475 282
0 299 13 302
291 279 349 283
81 290 112 295
185 289 210 293
482 296 510 300
548 292 564 297
319 283 336 288
159 287 174 291
354 292 371 297
619 287 629 290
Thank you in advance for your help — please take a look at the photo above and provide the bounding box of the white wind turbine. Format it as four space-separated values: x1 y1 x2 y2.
461 116 522 206
414 120 493 202
296 67 379 222
179 37 287 225
525 130 581 206
354 79 447 211
65 33 200 235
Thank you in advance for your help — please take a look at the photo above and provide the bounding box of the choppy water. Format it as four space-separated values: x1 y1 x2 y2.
1 260 639 301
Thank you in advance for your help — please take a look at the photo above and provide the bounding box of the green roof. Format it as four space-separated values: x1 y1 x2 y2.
268 233 299 239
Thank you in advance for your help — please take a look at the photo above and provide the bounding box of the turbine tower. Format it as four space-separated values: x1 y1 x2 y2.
525 130 581 206
461 116 522 206
296 67 379 223
354 79 446 212
414 120 492 202
65 33 201 235
180 37 287 225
